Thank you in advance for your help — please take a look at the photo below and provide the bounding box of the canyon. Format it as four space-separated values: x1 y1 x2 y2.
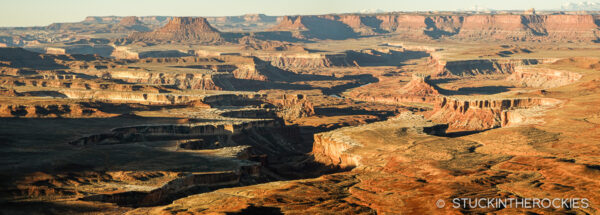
0 9 600 215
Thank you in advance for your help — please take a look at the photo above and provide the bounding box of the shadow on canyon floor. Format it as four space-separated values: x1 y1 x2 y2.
226 205 283 215
0 115 353 208
0 201 109 215
444 86 512 96
444 129 492 138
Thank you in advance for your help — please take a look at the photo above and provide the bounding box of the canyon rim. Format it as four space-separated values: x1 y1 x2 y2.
1 1 600 214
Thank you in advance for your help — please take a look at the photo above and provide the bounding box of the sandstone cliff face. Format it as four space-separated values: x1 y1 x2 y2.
544 15 599 41
239 36 306 52
269 15 357 40
106 70 234 91
256 47 408 69
428 97 560 130
110 46 140 60
312 112 447 168
45 47 66 55
127 17 223 44
508 67 583 88
424 16 463 38
270 16 307 31
0 77 165 93
432 57 558 76
118 16 143 26
374 15 425 33
345 74 442 105
399 74 441 96
335 15 380 35
61 89 206 105
458 15 531 40
312 132 362 168
269 14 600 42
81 171 245 207
256 53 351 69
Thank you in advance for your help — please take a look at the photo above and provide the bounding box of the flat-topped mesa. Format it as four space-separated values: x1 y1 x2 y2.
458 15 531 40
238 36 306 52
69 118 284 146
428 97 560 130
312 112 448 168
118 16 143 26
269 15 357 40
255 53 351 69
269 14 600 42
242 14 273 22
127 17 223 44
431 57 557 77
101 70 235 91
83 16 121 24
508 66 583 88
544 15 599 41
456 14 600 42
271 14 381 37
375 14 430 39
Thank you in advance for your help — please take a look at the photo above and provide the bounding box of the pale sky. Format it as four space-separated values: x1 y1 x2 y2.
0 0 595 27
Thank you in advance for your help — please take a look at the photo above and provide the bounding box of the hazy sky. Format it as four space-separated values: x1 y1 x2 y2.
0 0 595 27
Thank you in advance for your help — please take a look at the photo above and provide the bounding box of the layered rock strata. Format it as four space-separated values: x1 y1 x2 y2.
269 14 600 42
508 66 583 88
126 17 223 44
428 97 561 130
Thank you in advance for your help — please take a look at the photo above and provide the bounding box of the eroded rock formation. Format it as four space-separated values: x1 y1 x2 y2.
126 17 223 44
431 57 558 76
428 97 560 130
265 94 315 121
508 66 583 88
313 112 448 168
268 14 600 42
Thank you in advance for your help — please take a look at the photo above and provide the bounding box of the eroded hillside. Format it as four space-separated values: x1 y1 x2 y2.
1 10 600 215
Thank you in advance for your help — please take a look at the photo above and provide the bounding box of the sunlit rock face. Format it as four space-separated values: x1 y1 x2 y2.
1 9 600 215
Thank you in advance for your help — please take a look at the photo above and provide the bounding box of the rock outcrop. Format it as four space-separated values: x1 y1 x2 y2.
127 17 223 44
428 97 560 130
399 74 441 96
114 16 150 32
239 36 306 52
508 66 583 88
104 70 235 91
269 16 358 40
265 94 315 121
269 14 600 42
431 57 558 76
345 74 443 105
255 53 351 69
312 112 448 168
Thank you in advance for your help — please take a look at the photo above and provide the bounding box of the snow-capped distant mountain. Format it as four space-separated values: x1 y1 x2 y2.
358 9 386 14
562 1 600 11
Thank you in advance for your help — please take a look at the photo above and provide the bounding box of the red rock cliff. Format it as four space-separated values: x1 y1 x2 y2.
128 17 223 43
